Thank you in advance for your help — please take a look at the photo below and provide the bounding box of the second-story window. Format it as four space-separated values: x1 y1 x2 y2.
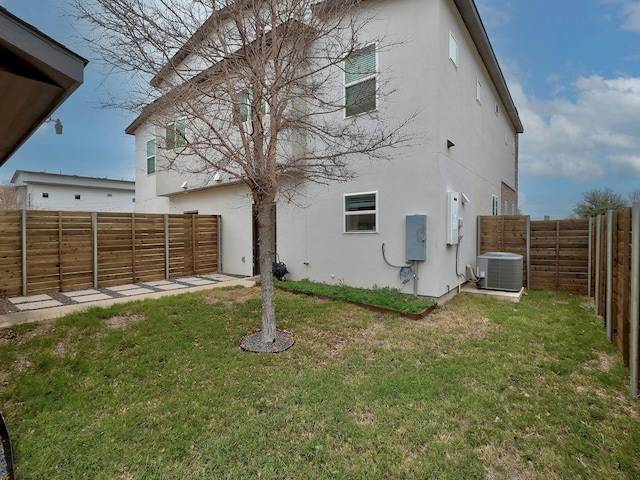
166 119 186 149
146 139 156 174
345 43 377 117
233 89 266 125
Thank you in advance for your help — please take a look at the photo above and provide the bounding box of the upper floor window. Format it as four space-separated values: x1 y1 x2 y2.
449 32 458 66
345 44 377 117
492 195 499 216
42 192 49 198
234 89 266 125
166 119 186 149
344 191 378 233
146 139 156 174
476 79 483 104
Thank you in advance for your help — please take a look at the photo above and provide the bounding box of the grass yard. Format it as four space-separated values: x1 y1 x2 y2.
0 287 639 479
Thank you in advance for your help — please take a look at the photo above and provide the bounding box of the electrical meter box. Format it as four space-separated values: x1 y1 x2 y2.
406 215 427 261
447 191 460 245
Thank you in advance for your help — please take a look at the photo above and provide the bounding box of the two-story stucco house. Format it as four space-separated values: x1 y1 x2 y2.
126 0 523 302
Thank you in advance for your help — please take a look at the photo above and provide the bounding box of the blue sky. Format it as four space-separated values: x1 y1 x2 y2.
1 0 639 219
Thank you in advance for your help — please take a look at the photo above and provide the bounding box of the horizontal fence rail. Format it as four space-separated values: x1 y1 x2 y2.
0 210 220 297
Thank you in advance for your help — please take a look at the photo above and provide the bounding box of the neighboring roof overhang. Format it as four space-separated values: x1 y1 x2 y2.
454 0 523 133
0 7 88 167
10 170 135 191
126 0 523 135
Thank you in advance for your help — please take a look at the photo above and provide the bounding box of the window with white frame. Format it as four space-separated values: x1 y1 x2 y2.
476 79 483 104
234 89 266 125
449 32 458 66
492 195 499 216
146 139 156 174
344 191 378 232
165 119 186 149
345 44 377 117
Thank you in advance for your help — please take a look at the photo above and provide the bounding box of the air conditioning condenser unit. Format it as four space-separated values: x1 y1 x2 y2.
476 252 523 292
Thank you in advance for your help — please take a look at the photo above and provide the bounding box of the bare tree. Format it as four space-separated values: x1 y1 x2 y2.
72 0 412 349
0 183 22 210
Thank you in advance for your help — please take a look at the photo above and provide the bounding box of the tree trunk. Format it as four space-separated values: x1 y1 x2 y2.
256 198 277 344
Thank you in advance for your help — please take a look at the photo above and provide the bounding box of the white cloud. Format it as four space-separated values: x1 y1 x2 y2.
620 1 640 30
513 75 640 181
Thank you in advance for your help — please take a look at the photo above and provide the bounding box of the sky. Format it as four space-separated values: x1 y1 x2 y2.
1 0 639 219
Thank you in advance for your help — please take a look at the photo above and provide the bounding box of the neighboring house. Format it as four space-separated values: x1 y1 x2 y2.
0 7 87 167
127 0 524 301
11 170 135 212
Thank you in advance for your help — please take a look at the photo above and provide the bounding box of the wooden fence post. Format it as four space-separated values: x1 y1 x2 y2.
21 209 27 297
526 216 531 289
595 215 602 316
607 210 614 342
631 202 640 398
476 216 482 257
192 214 197 274
165 214 170 280
588 217 593 297
93 212 98 288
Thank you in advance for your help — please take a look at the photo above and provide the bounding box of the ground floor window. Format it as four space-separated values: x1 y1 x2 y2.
344 191 378 232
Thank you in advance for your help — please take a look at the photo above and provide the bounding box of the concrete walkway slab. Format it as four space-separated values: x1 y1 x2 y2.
10 294 52 304
0 276 257 329
15 300 64 311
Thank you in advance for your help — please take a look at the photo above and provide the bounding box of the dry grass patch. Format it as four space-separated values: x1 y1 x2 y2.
103 313 145 329
203 286 259 306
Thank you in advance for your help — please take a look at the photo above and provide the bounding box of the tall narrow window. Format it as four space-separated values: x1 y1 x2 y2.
146 139 156 174
345 44 377 117
492 195 499 216
234 89 266 124
449 32 458 66
476 79 483 104
344 191 378 232
166 119 186 149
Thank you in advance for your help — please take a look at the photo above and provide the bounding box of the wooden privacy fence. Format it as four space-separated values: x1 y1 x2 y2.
0 210 220 297
478 209 640 398
477 215 590 294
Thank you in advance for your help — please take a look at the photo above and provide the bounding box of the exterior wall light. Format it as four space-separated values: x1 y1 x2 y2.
45 117 63 135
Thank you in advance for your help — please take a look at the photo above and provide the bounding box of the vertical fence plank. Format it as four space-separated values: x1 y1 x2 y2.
93 212 98 288
165 214 170 280
21 209 27 296
606 210 614 342
631 203 640 398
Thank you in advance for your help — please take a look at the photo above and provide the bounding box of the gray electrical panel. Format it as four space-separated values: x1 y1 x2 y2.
406 215 427 261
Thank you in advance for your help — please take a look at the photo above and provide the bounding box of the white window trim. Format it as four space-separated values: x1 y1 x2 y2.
146 139 156 175
344 191 379 233
344 43 378 118
449 32 458 67
476 79 483 104
491 195 499 216
166 118 186 150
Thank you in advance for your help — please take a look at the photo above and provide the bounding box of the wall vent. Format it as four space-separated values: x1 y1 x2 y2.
476 252 523 292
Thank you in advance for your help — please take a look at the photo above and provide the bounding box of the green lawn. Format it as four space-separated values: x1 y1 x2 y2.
0 287 638 479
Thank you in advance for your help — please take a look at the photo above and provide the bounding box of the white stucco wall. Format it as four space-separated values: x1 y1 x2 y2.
128 0 521 300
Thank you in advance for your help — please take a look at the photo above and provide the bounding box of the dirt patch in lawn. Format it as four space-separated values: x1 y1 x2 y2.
204 287 259 306
104 313 145 329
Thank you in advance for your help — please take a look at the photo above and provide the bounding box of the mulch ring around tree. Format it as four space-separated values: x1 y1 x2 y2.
240 329 295 353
